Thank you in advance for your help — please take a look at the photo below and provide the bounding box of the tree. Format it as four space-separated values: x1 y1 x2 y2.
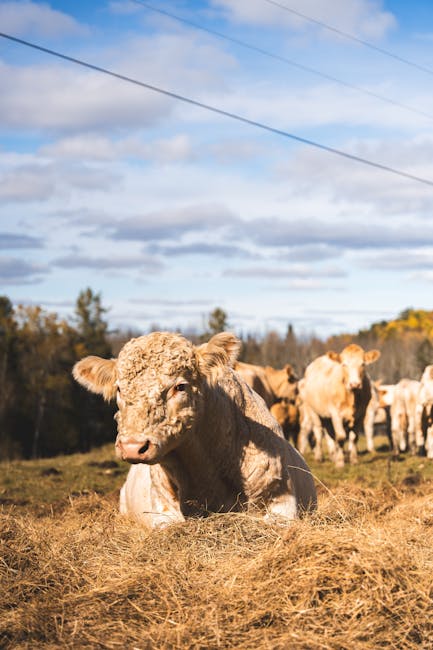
0 296 20 457
13 305 79 458
74 288 111 357
207 308 228 335
72 289 115 452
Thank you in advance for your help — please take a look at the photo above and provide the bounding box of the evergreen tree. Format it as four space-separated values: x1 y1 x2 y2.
207 307 228 335
74 288 111 357
0 297 20 457
71 289 115 452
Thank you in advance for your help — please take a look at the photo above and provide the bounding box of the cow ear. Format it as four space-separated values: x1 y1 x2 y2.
364 349 381 365
284 364 295 378
72 356 117 401
197 332 241 371
327 351 341 363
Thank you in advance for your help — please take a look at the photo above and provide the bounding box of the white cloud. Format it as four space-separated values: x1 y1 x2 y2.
53 253 164 272
109 203 237 241
0 161 119 203
39 133 195 164
273 133 433 216
0 30 236 134
0 61 171 133
211 0 396 41
223 263 345 278
0 1 88 38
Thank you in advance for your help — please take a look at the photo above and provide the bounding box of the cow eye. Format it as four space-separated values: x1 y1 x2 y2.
174 383 187 392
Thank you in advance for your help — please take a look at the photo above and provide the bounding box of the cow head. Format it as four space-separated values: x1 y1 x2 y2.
73 331 241 464
327 344 380 390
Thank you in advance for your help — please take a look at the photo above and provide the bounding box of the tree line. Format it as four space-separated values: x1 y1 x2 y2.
1 291 432 460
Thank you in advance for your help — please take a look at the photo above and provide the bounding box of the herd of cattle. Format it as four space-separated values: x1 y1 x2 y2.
236 342 433 467
72 331 433 528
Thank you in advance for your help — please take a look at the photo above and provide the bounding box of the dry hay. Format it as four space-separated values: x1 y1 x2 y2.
1 482 433 650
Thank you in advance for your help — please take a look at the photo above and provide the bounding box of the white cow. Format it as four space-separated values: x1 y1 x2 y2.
301 344 380 467
391 379 420 455
415 366 433 458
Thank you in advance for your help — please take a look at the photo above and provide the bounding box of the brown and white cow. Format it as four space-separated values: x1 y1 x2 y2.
73 332 317 528
234 361 298 408
269 398 300 447
235 361 300 443
390 379 420 455
415 366 433 458
300 344 381 467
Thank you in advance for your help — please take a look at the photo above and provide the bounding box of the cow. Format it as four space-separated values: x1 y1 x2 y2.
300 344 381 467
73 332 317 528
415 366 433 458
375 383 396 450
234 361 298 408
390 379 420 455
235 361 300 443
270 398 300 447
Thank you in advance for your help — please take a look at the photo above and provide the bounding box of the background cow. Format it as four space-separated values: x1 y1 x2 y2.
301 344 381 467
234 361 298 408
73 332 317 528
235 361 300 443
415 365 433 458
390 378 420 455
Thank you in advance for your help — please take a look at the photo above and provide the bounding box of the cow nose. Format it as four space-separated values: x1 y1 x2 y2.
349 381 362 390
116 438 151 463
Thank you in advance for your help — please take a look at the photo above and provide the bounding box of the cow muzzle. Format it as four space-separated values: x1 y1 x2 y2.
115 437 158 464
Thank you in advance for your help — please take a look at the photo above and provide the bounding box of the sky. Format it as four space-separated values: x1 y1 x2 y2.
1 0 433 339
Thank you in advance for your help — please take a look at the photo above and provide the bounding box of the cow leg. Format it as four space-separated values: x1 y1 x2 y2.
385 407 393 451
391 411 403 457
398 410 408 452
120 465 185 529
333 441 345 468
407 414 417 455
313 424 324 462
265 493 298 522
426 425 433 459
363 405 375 453
297 417 311 455
348 430 358 464
325 433 336 459
329 409 347 443
415 404 425 452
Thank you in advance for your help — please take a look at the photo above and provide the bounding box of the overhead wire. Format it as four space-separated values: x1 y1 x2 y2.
262 0 433 77
130 0 433 123
1 31 433 188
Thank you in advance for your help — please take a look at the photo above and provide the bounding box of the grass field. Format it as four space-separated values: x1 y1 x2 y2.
1 436 433 649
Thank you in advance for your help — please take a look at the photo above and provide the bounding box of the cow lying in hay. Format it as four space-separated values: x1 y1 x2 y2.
73 332 317 528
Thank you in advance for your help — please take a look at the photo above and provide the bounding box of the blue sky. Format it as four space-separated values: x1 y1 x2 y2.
1 0 433 338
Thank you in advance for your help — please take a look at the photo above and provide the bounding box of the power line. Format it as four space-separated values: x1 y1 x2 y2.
262 0 433 77
1 31 433 188
130 0 433 123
